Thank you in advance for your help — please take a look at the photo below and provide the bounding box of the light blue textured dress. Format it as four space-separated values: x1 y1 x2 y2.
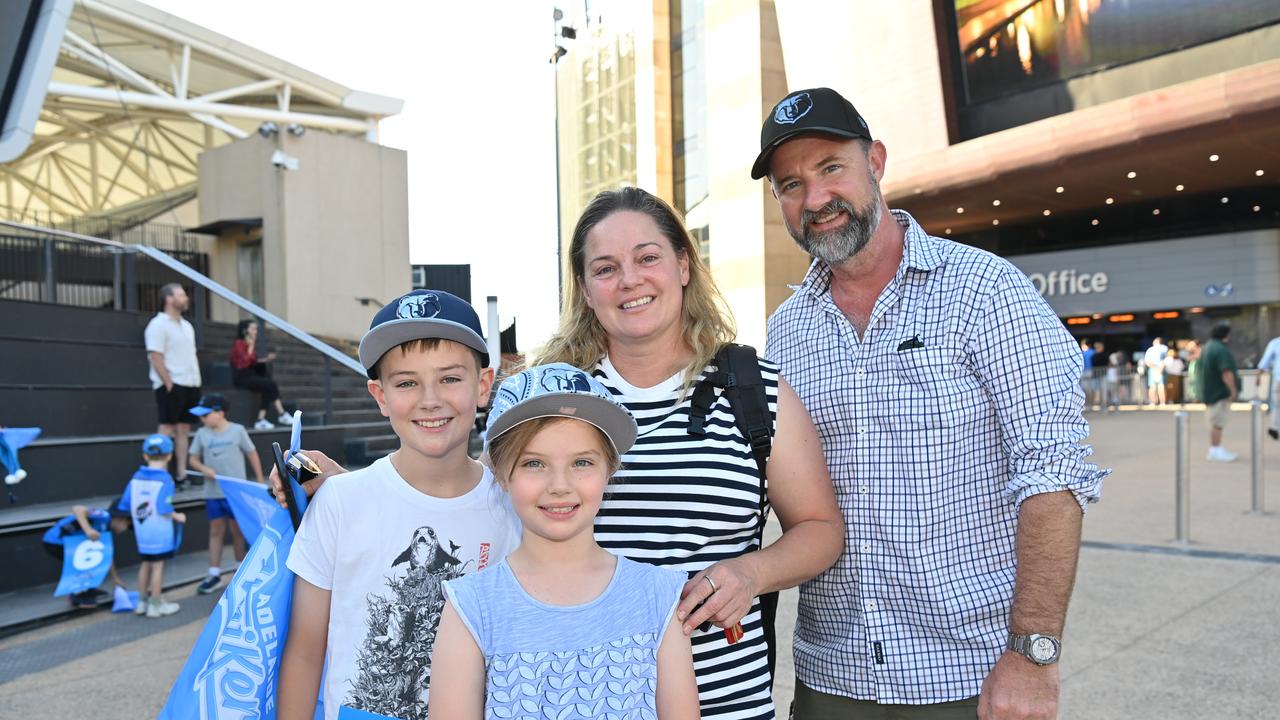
443 554 687 720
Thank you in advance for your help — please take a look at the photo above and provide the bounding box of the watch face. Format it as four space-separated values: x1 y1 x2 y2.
1031 636 1058 662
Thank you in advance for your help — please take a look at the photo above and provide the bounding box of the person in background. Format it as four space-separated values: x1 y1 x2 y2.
118 434 187 617
1163 347 1186 405
231 319 293 430
144 283 202 479
1106 349 1128 410
1144 337 1168 406
1197 324 1240 462
1256 333 1280 439
41 502 131 608
187 393 264 595
1184 340 1202 403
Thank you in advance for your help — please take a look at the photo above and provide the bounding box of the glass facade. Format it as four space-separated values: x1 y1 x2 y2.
571 28 637 209
671 0 708 216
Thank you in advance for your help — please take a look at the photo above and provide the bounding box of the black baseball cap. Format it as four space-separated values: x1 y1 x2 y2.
750 87 872 180
358 289 488 379
190 393 229 417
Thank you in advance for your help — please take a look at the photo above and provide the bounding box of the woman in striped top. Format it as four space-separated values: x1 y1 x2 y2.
534 187 843 719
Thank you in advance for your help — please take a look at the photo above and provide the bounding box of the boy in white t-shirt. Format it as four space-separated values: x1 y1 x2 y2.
279 290 521 720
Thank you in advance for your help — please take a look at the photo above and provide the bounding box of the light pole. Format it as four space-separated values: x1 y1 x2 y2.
551 8 575 306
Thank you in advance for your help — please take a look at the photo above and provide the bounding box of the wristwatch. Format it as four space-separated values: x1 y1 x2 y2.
1007 633 1061 665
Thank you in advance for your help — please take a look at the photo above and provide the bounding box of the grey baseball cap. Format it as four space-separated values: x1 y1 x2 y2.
485 363 637 455
358 290 488 378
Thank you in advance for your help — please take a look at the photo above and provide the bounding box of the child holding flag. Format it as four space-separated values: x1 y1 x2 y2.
279 290 522 720
118 434 186 618
42 501 130 608
428 364 700 718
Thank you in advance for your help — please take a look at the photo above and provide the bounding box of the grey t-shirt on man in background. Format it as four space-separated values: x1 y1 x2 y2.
189 422 254 499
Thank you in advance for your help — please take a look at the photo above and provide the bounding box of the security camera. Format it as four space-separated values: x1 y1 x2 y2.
270 149 300 171
258 121 279 138
286 123 306 137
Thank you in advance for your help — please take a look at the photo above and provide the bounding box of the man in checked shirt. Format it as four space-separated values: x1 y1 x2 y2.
755 88 1108 719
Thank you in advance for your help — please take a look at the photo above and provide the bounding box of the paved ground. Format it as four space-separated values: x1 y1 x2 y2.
1 406 1277 718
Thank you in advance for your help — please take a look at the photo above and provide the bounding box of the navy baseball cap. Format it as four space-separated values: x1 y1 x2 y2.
189 393 228 417
751 87 873 180
142 434 174 456
358 289 488 379
486 363 637 455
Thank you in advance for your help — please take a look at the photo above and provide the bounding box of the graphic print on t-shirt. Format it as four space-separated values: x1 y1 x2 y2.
344 525 470 720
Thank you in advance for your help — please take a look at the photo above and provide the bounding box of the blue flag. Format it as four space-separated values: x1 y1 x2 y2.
53 533 113 597
158 490 297 719
218 477 281 547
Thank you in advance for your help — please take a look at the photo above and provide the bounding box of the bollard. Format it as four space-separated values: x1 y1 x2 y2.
1175 411 1190 544
1251 400 1267 514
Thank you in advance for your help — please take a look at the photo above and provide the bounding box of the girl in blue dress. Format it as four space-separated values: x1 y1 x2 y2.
429 363 700 719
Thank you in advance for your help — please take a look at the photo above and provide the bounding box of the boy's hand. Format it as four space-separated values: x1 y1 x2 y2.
85 528 101 541
202 467 216 481
268 449 346 509
173 512 187 523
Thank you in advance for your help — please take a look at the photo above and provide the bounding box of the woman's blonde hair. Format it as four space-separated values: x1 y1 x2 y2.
534 186 735 389
485 416 620 488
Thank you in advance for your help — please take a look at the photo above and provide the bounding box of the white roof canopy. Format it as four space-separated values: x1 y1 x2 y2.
1 0 403 225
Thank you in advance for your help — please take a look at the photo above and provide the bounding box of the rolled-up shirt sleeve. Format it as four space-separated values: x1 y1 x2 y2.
970 266 1109 512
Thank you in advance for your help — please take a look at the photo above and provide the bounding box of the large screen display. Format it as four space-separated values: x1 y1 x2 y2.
952 0 1280 106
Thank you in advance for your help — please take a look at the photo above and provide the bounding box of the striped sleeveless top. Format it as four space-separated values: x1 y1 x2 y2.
592 355 779 719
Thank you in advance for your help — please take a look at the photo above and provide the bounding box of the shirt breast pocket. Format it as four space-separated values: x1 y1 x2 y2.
892 345 979 430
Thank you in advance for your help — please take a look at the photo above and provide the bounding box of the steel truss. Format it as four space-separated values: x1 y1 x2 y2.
1 0 402 226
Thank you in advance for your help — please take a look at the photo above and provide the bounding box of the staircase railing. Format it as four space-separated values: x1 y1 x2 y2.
0 219 364 422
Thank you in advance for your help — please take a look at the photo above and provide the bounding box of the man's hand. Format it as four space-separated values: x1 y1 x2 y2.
85 528 101 541
173 512 187 524
268 449 346 509
164 380 174 392
978 650 1059 719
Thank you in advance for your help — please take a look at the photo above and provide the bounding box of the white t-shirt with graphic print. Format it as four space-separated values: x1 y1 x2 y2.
286 456 521 720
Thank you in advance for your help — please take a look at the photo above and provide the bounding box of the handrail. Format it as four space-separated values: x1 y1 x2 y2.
0 219 365 376
0 219 125 249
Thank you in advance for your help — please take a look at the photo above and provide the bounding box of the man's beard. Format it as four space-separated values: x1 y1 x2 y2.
786 179 883 265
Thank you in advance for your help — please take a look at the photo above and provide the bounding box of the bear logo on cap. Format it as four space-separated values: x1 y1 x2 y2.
540 367 593 394
773 91 813 125
396 293 441 320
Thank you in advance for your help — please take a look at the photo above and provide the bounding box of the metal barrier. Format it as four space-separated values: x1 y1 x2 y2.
1174 411 1190 544
1250 400 1268 515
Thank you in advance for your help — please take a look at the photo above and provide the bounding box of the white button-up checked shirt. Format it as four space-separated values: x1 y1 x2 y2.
766 210 1107 704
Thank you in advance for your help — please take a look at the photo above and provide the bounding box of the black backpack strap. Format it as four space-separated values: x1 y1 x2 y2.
716 343 772 480
713 343 779 686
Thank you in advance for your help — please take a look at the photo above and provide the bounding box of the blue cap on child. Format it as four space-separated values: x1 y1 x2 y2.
358 290 488 379
486 363 638 455
142 434 175 456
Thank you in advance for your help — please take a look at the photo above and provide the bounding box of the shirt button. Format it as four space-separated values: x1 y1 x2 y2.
856 368 866 377
859 485 869 493
858 427 868 435
860 542 871 552
865 600 878 612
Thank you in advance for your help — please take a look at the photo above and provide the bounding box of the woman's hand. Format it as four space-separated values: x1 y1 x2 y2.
268 450 347 509
676 556 759 635
265 352 278 363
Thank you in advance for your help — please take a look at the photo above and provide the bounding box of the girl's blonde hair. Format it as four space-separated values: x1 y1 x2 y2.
485 417 621 488
533 186 736 392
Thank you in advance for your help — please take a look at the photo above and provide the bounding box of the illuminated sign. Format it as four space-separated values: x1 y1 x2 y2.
1065 317 1092 326
1027 270 1109 297
1108 314 1136 323
1153 311 1181 320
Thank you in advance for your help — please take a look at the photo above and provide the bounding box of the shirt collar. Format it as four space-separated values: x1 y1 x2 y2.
798 210 947 298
